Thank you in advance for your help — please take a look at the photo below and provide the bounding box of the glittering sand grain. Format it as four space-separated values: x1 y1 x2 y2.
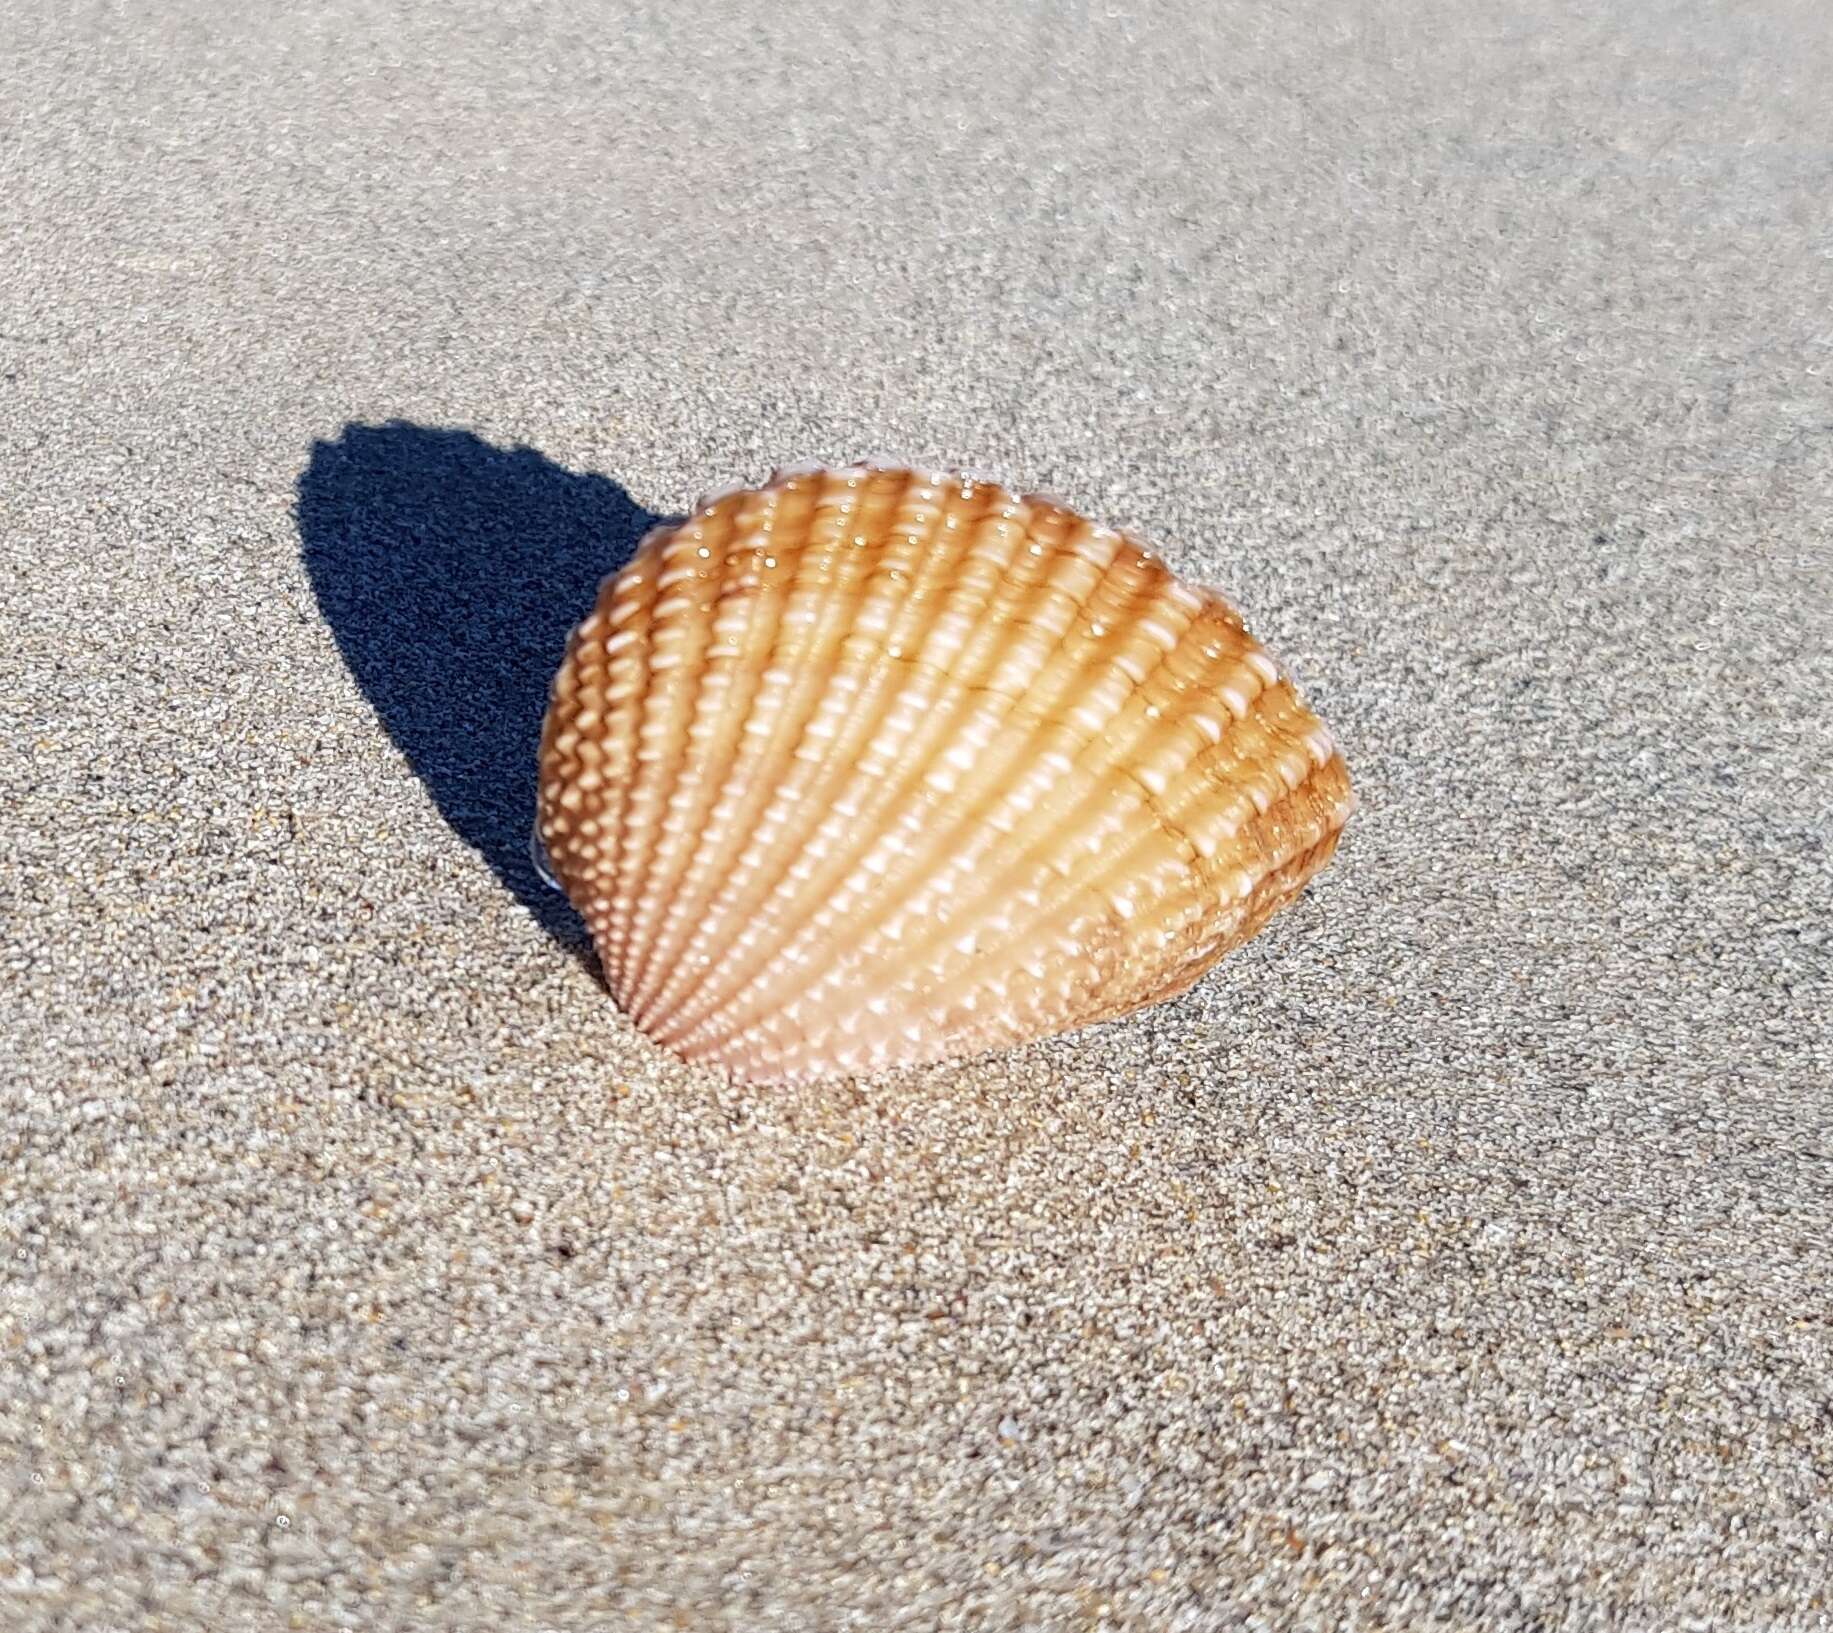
2 2 1830 1628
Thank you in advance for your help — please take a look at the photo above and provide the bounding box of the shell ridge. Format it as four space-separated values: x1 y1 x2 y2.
657 490 1106 1055
690 538 1211 1066
633 469 927 1026
618 475 831 1008
678 517 1192 1062
647 472 1011 1037
541 539 665 961
639 470 996 1020
929 747 1350 1041
602 510 747 992
753 747 1349 1080
614 499 751 999
626 471 894 1016
621 474 836 1010
705 596 1348 1074
597 528 696 989
622 522 803 1006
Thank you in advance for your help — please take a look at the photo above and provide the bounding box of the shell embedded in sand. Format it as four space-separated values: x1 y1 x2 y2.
536 463 1354 1083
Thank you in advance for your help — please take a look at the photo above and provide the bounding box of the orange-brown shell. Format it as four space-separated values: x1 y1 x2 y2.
536 464 1354 1083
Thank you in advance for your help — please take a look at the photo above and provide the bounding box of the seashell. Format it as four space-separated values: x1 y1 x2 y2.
536 464 1354 1084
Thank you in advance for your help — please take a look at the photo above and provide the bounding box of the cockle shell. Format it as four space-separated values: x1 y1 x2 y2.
536 464 1354 1084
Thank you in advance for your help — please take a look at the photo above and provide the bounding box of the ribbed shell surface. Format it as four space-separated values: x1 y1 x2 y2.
536 465 1354 1084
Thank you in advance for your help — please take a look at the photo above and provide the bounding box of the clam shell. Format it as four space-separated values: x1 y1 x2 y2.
536 464 1353 1084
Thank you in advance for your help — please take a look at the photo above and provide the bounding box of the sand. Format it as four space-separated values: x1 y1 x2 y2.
3 0 1830 1627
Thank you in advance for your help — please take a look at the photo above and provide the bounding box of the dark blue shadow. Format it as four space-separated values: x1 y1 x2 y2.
297 421 669 945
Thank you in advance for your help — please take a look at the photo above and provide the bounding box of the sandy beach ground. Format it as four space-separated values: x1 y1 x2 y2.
3 1 1830 1627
